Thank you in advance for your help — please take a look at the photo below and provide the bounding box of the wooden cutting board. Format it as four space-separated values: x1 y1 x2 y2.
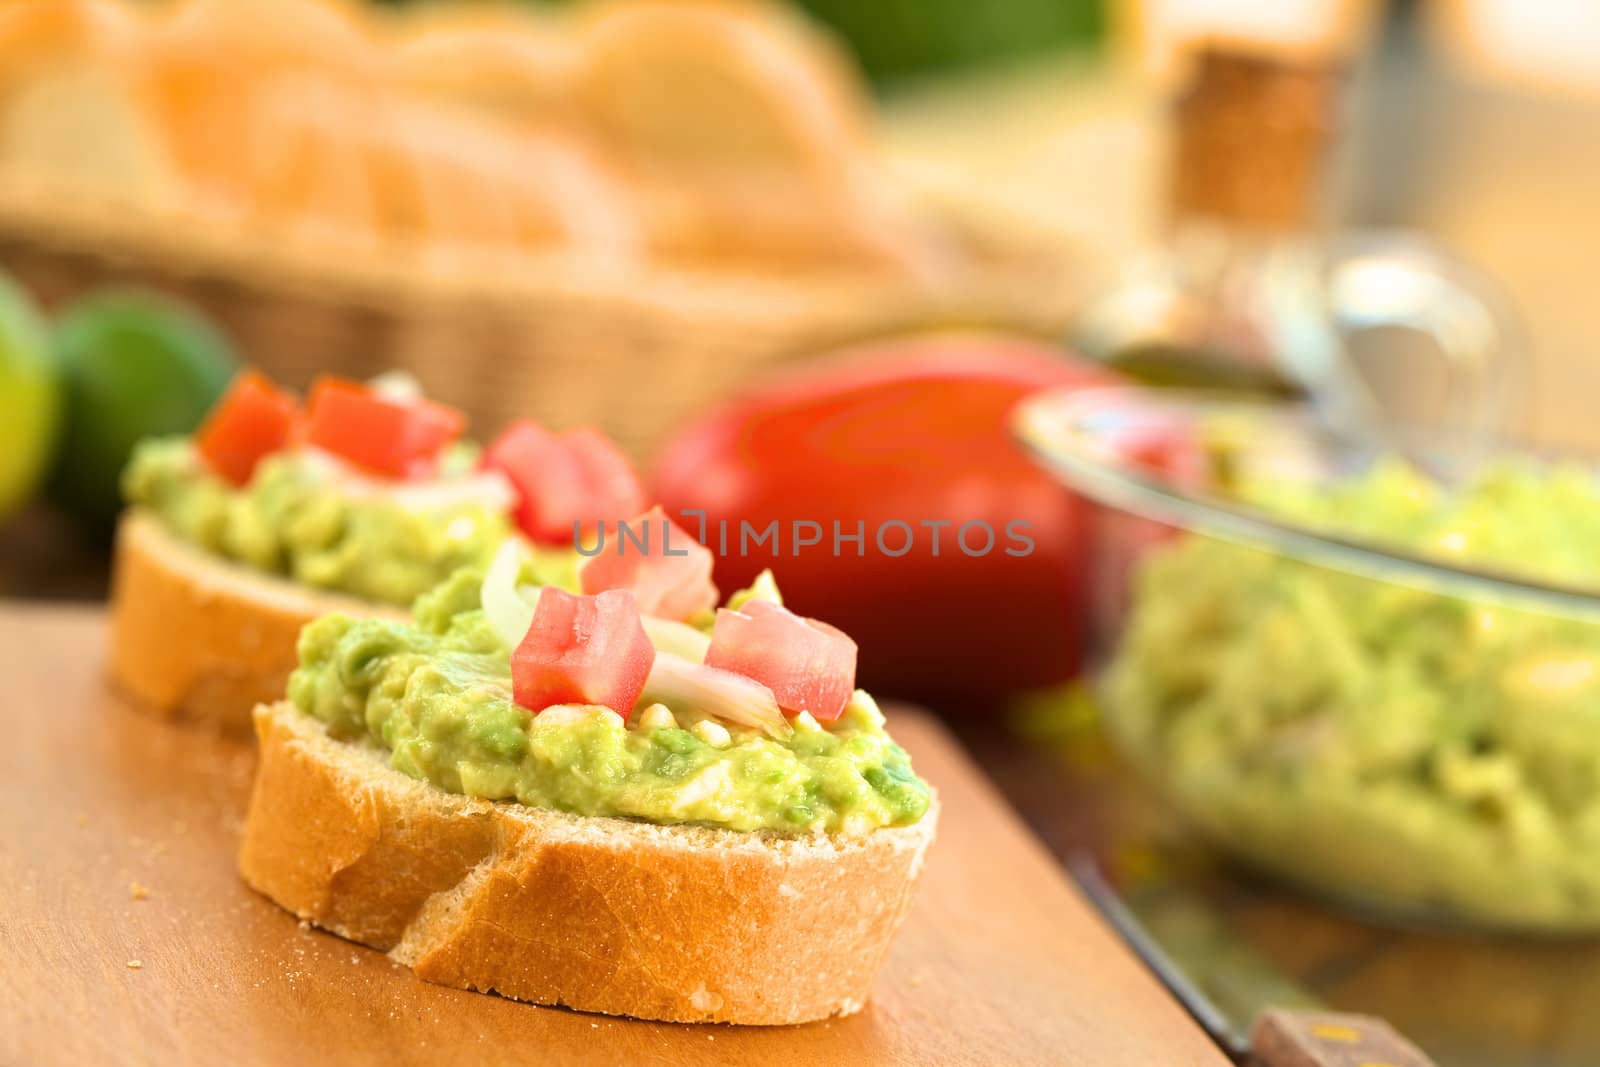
0 605 1229 1067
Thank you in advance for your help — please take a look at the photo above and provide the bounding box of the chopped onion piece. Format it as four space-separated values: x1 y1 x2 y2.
383 469 516 513
368 369 424 400
727 568 783 610
294 445 357 482
640 616 711 663
481 539 541 649
297 446 516 512
641 652 791 739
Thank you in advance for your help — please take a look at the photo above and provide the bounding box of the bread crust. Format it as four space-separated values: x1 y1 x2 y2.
239 701 938 1024
107 510 405 731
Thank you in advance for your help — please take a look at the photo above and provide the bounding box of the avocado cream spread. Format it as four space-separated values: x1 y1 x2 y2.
289 568 932 835
123 438 515 606
1110 460 1600 929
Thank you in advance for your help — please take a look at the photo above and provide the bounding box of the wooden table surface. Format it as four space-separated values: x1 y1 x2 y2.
0 604 1231 1067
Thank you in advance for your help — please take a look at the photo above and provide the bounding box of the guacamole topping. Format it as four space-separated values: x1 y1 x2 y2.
1109 460 1600 928
123 437 536 606
288 567 931 835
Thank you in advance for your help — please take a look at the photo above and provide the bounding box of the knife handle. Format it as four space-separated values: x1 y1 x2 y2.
1251 1009 1439 1067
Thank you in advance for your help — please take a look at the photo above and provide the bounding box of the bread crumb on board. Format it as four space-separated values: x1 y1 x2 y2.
129 882 150 901
688 985 724 1013
127 960 142 970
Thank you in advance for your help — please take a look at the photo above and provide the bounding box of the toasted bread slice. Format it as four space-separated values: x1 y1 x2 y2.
393 6 580 123
107 510 405 731
364 97 641 260
0 0 174 205
574 0 870 181
239 700 938 1024
571 0 940 274
143 0 383 218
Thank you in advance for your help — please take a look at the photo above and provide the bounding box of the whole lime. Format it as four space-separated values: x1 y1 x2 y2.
0 276 60 521
48 289 236 526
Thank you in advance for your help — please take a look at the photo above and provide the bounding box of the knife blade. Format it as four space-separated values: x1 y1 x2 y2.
1070 853 1440 1067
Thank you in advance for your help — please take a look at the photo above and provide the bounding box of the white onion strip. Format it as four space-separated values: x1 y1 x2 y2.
298 446 517 512
641 653 791 739
383 469 516 513
481 539 540 649
640 616 711 663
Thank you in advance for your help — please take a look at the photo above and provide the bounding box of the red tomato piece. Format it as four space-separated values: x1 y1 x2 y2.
303 376 465 478
705 599 857 721
1114 417 1207 492
482 419 645 546
195 369 298 486
511 587 654 717
578 505 718 622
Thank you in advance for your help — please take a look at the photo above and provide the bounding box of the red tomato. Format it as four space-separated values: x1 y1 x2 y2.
706 600 857 721
511 587 654 717
303 376 465 478
651 333 1121 705
482 420 645 546
195 369 298 486
579 505 718 621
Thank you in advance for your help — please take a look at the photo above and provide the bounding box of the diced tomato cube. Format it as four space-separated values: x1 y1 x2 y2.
705 599 857 721
579 505 718 622
511 587 654 717
1115 418 1207 491
482 420 645 545
303 376 465 478
195 369 299 486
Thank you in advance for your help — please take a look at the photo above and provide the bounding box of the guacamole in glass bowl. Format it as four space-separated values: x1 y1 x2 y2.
1016 386 1600 931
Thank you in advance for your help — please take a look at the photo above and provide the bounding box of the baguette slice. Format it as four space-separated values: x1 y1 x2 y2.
239 700 938 1024
0 0 175 206
107 510 405 731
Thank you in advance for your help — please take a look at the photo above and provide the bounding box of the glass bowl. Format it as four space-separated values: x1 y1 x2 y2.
1015 384 1600 933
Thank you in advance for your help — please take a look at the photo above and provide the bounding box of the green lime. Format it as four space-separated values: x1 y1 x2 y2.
0 275 60 522
48 288 236 527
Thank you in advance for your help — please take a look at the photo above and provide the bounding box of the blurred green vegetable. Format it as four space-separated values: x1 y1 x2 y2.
48 289 236 527
378 0 1105 84
0 276 59 522
796 0 1104 83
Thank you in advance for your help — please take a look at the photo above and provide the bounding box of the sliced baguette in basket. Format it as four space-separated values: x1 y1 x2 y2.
239 700 938 1024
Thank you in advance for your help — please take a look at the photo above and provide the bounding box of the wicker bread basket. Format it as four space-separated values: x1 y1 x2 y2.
0 177 1084 457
